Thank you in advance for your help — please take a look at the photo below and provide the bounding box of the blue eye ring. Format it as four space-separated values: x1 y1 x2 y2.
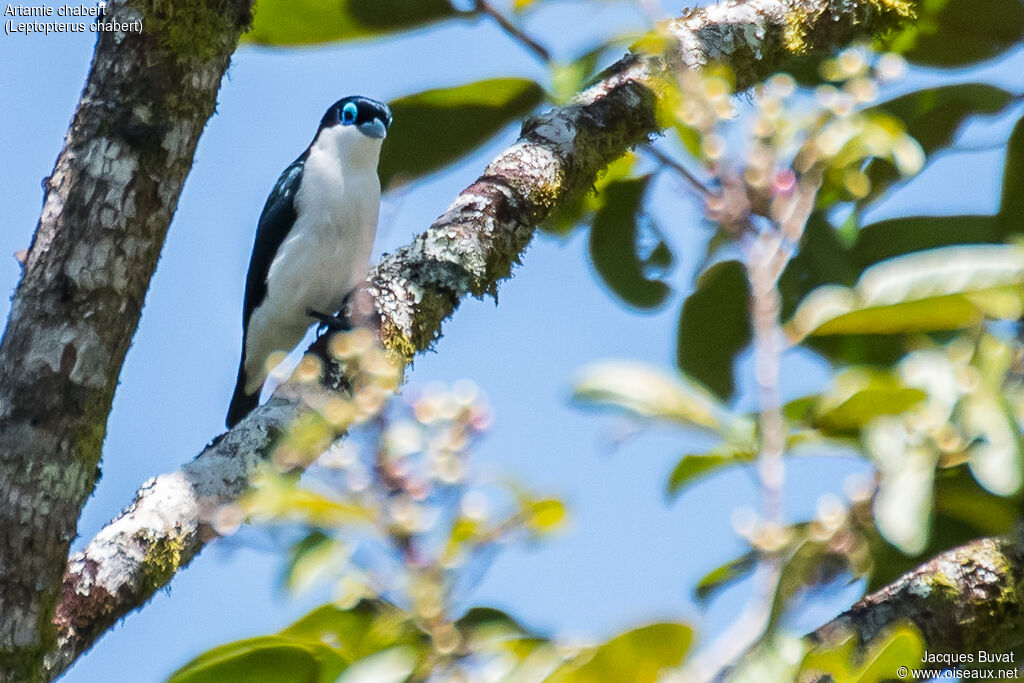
340 102 358 125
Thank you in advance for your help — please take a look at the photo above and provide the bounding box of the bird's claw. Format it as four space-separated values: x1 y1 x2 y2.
309 309 352 337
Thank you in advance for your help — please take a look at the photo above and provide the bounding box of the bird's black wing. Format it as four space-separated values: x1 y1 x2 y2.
227 152 307 428
241 152 308 330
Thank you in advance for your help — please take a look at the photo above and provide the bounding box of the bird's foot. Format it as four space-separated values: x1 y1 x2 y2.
309 309 352 336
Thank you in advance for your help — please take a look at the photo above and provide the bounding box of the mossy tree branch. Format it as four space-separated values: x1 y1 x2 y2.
810 533 1024 660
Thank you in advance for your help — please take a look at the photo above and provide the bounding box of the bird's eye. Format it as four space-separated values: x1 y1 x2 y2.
340 102 358 125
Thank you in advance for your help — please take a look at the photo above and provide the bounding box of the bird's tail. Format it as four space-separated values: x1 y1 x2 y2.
226 359 261 428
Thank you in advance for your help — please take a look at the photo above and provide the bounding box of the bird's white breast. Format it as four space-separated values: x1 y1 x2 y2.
243 125 382 391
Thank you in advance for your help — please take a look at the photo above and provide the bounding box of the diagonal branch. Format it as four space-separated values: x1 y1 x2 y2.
46 0 917 678
809 532 1024 660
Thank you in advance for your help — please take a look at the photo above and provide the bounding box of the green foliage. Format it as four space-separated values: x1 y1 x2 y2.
677 260 751 400
545 623 693 682
243 0 457 46
666 446 754 500
379 79 545 190
788 245 1024 340
801 624 925 683
166 636 349 683
864 83 1015 201
572 360 732 432
588 176 673 308
694 552 757 603
883 0 1024 67
998 116 1024 234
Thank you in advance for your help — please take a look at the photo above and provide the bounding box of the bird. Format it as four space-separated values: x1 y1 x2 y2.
226 96 393 428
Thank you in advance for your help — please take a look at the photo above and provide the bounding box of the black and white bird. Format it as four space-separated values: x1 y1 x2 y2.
227 96 393 427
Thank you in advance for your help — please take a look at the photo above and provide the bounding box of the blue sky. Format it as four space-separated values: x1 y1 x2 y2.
2 2 1023 681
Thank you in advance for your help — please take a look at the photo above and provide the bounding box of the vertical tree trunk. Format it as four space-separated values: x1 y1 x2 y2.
0 1 252 679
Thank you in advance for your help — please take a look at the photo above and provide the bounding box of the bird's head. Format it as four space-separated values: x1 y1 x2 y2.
313 96 393 164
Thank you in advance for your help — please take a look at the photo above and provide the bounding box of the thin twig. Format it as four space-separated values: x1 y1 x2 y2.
474 0 551 63
644 145 716 197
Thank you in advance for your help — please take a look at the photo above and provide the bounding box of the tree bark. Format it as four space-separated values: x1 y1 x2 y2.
41 0 918 678
0 1 253 680
810 533 1024 662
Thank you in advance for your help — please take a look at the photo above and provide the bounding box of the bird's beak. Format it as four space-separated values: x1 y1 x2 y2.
358 118 388 140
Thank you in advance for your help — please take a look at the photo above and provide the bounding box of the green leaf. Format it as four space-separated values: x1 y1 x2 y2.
998 115 1024 235
550 45 607 104
852 215 1003 269
588 176 673 308
801 623 925 683
884 0 1024 67
874 84 1013 153
548 624 693 683
864 84 1014 201
335 647 416 683
243 472 372 527
960 394 1023 497
677 260 752 400
378 79 545 190
166 636 347 683
866 417 936 555
280 602 421 663
244 0 458 46
694 552 757 604
527 498 567 532
667 445 755 500
284 531 348 596
728 635 807 683
573 360 729 432
811 368 926 434
933 464 1021 537
788 245 1024 339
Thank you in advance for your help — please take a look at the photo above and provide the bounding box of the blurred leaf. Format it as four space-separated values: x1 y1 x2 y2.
677 260 751 400
573 360 729 432
527 498 567 532
285 531 347 596
166 636 347 683
667 445 755 500
244 0 458 46
550 45 606 104
884 0 1024 67
457 607 530 638
866 417 936 555
852 215 1004 269
243 472 372 527
873 84 1013 152
589 176 673 308
801 623 925 683
780 213 859 317
544 153 636 235
960 394 1023 496
547 623 693 683
788 245 1024 339
933 464 1021 537
811 369 926 434
998 115 1024 234
694 551 757 604
280 602 421 663
864 84 1014 202
379 79 545 189
727 635 807 683
335 647 416 683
